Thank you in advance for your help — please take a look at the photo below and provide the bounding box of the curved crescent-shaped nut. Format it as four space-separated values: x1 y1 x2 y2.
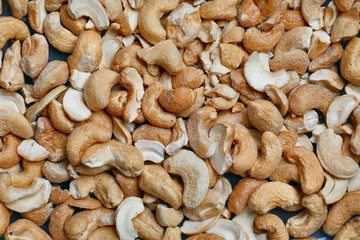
81 140 144 177
308 43 343 72
138 0 179 45
244 52 292 92
248 181 302 214
331 6 359 43
265 84 289 116
22 203 53 226
288 84 334 116
133 123 172 146
309 69 345 91
8 160 44 188
20 34 49 79
142 82 176 128
66 111 112 166
341 37 360 85
181 215 220 236
0 109 33 139
0 17 29 50
48 100 75 134
42 160 71 184
269 49 310 75
284 146 324 194
206 219 247 240
5 219 52 240
59 4 87 36
230 124 258 176
49 203 74 240
132 207 165 240
323 191 360 236
0 89 26 114
134 140 165 163
63 87 92 122
0 202 11 236
199 0 237 20
67 0 110 30
243 23 285 54
83 69 119 111
187 106 217 159
156 204 184 227
301 0 325 30
88 226 119 240
137 40 185 75
163 149 210 209
228 178 266 215
274 26 313 55
334 216 360 240
28 0 47 34
254 214 289 240
64 207 115 240
115 197 145 240
286 194 327 238
0 134 22 168
44 12 78 53
139 164 182 209
317 129 359 178
248 131 282 180
68 31 102 72
33 60 69 99
270 157 300 183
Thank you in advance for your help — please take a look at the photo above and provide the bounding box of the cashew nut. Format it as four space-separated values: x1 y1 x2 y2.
340 37 360 85
5 219 52 240
0 109 33 139
254 213 289 240
0 17 29 50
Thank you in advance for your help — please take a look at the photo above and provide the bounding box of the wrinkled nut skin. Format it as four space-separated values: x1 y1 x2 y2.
0 202 11 236
5 219 52 240
288 84 334 116
20 34 49 79
247 100 284 134
334 216 360 240
158 87 196 113
49 187 71 205
323 191 360 236
0 134 22 168
139 164 183 209
248 181 302 214
132 124 172 146
228 178 266 215
341 37 360 85
0 17 29 50
254 213 289 240
132 207 165 240
284 146 324 195
33 60 69 99
68 30 102 72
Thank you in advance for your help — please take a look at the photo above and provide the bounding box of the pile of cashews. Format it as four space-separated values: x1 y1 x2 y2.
0 0 359 239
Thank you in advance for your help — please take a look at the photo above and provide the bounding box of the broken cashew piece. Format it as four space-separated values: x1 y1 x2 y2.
17 139 50 162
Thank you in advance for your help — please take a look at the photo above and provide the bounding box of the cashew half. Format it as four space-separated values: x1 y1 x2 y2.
0 109 33 139
63 87 92 121
163 149 210 209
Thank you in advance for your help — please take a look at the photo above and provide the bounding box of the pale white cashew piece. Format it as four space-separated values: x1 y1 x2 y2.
206 219 247 240
347 169 360 192
134 140 166 163
233 207 263 240
181 215 220 235
345 83 360 102
285 110 319 133
63 87 92 122
317 129 359 178
309 123 327 143
309 69 345 91
163 149 210 209
326 94 359 134
67 0 110 30
28 0 47 34
319 172 348 204
112 117 132 144
165 118 188 155
115 197 145 240
0 89 26 114
17 139 50 161
244 52 292 92
99 27 123 69
69 70 91 91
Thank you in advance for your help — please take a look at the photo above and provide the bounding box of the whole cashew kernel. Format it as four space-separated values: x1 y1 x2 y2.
0 17 29 50
5 219 52 240
334 216 360 240
254 213 289 240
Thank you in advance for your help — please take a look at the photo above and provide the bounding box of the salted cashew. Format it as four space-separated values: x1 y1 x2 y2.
42 160 71 183
20 34 49 79
320 172 348 204
323 1 339 34
301 0 325 30
269 157 300 183
228 178 266 215
59 4 87 36
265 84 289 116
48 100 74 134
199 0 237 20
317 128 359 178
289 84 334 116
139 164 182 209
163 227 181 240
66 111 112 166
0 17 29 50
138 40 185 75
156 204 184 227
64 207 115 240
118 67 145 123
334 216 360 240
236 0 262 27
269 49 310 75
44 12 78 53
285 110 319 133
112 117 132 144
5 219 52 240
163 149 209 209
323 191 360 236
309 69 345 91
106 90 128 117
206 219 247 240
0 41 24 92
274 26 313 55
142 82 176 128
254 213 289 240
284 146 324 194
17 139 50 161
83 69 119 111
159 87 196 114
81 140 143 177
7 160 43 188
248 131 282 179
22 202 53 226
67 0 109 30
138 0 179 45
308 43 343 72
326 94 359 134
63 87 92 121
340 37 360 85
248 181 302 214
244 52 292 92
0 109 33 139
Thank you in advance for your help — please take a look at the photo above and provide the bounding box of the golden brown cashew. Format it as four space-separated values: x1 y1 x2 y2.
334 216 360 240
254 214 289 240
308 43 343 72
301 0 325 30
132 207 165 240
5 219 52 240
200 0 238 20
0 17 29 50
0 202 11 236
0 134 22 168
341 37 360 85
331 6 359 43
323 191 360 236
286 194 327 238
22 203 53 226
248 181 302 214
0 109 33 139
284 146 324 194
138 0 179 45
49 203 75 240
